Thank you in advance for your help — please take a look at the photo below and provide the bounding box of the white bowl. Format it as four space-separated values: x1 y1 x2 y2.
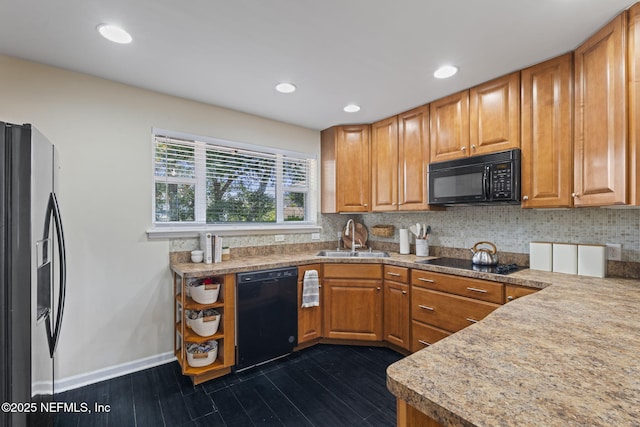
191 283 220 304
191 255 203 263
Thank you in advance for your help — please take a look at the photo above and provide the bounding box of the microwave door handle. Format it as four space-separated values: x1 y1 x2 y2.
483 166 490 200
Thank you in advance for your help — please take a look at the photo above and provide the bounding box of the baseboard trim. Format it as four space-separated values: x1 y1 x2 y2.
55 351 176 393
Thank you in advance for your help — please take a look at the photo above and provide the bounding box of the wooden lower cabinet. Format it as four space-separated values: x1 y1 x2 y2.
410 269 503 349
297 264 323 344
323 264 383 341
397 399 445 427
324 278 383 341
383 266 410 350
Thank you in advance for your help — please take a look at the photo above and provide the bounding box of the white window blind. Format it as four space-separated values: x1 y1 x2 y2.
153 131 316 226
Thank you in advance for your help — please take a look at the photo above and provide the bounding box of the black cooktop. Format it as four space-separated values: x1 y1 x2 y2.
417 257 522 275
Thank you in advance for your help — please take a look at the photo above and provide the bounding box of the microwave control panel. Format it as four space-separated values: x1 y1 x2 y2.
491 162 513 199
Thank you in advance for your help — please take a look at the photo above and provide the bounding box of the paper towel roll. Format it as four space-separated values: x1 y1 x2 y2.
399 229 410 254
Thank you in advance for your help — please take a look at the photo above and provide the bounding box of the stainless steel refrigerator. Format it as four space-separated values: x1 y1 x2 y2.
1 122 67 427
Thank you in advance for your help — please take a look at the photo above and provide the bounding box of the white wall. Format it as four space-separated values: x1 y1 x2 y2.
0 54 320 380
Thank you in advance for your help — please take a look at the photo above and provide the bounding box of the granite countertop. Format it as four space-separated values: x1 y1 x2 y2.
170 251 548 289
386 271 640 427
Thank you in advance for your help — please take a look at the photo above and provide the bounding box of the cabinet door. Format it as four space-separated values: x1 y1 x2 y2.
323 279 383 341
371 117 399 212
383 281 409 350
574 12 627 206
398 105 430 210
470 72 520 156
336 125 371 212
430 90 470 162
297 265 323 344
521 54 573 208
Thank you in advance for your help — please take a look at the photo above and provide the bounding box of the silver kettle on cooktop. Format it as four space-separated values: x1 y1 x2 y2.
470 241 498 265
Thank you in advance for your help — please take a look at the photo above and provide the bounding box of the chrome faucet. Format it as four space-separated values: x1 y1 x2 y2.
345 219 361 254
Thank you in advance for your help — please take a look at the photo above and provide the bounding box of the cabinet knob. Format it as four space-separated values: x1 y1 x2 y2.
572 193 580 198
461 146 466 152
364 204 368 207
471 145 476 151
507 295 514 301
402 291 407 295
377 287 381 291
522 195 529 201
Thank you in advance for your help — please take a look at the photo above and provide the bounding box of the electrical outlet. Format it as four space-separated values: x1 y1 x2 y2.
274 234 285 242
311 233 320 240
606 243 622 261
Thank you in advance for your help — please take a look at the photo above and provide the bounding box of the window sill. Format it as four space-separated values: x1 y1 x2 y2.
146 224 322 239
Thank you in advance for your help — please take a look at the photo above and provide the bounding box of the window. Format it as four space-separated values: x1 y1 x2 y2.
153 130 317 228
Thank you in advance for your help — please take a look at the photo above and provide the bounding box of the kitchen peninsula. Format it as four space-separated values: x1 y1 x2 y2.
387 270 640 427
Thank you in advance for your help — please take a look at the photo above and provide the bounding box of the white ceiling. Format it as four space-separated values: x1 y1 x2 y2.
0 0 635 130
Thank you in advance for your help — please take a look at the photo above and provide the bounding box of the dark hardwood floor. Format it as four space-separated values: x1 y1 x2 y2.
54 345 403 427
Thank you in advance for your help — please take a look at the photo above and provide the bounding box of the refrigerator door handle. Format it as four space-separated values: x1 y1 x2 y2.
43 192 66 358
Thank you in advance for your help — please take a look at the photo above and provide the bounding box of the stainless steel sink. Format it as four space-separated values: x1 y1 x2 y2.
315 250 390 258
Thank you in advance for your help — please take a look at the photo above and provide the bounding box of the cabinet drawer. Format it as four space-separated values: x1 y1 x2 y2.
411 287 500 333
505 285 539 302
384 265 409 283
324 263 382 279
411 320 450 352
411 270 504 304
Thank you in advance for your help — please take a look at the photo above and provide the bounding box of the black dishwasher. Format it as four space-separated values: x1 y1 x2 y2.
235 267 298 371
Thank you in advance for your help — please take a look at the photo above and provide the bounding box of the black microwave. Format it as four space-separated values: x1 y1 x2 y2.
428 149 521 205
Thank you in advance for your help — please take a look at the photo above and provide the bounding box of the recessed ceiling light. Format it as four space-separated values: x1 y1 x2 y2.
275 83 296 93
97 24 132 44
434 65 458 79
344 104 361 113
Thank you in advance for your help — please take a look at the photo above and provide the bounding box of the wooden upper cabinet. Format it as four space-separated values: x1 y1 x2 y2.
629 4 640 205
470 72 521 155
372 106 434 212
398 106 431 210
521 53 574 208
574 12 627 207
430 90 470 163
371 117 399 211
430 74 518 164
321 125 371 213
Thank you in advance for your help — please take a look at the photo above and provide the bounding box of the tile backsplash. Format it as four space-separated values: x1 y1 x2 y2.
358 206 640 263
169 206 640 263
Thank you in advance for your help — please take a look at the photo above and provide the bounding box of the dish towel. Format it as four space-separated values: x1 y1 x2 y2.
301 270 320 308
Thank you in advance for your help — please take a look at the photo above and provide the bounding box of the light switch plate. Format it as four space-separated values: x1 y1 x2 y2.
311 233 320 240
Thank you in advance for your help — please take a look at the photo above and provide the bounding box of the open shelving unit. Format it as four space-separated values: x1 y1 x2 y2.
173 271 235 385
